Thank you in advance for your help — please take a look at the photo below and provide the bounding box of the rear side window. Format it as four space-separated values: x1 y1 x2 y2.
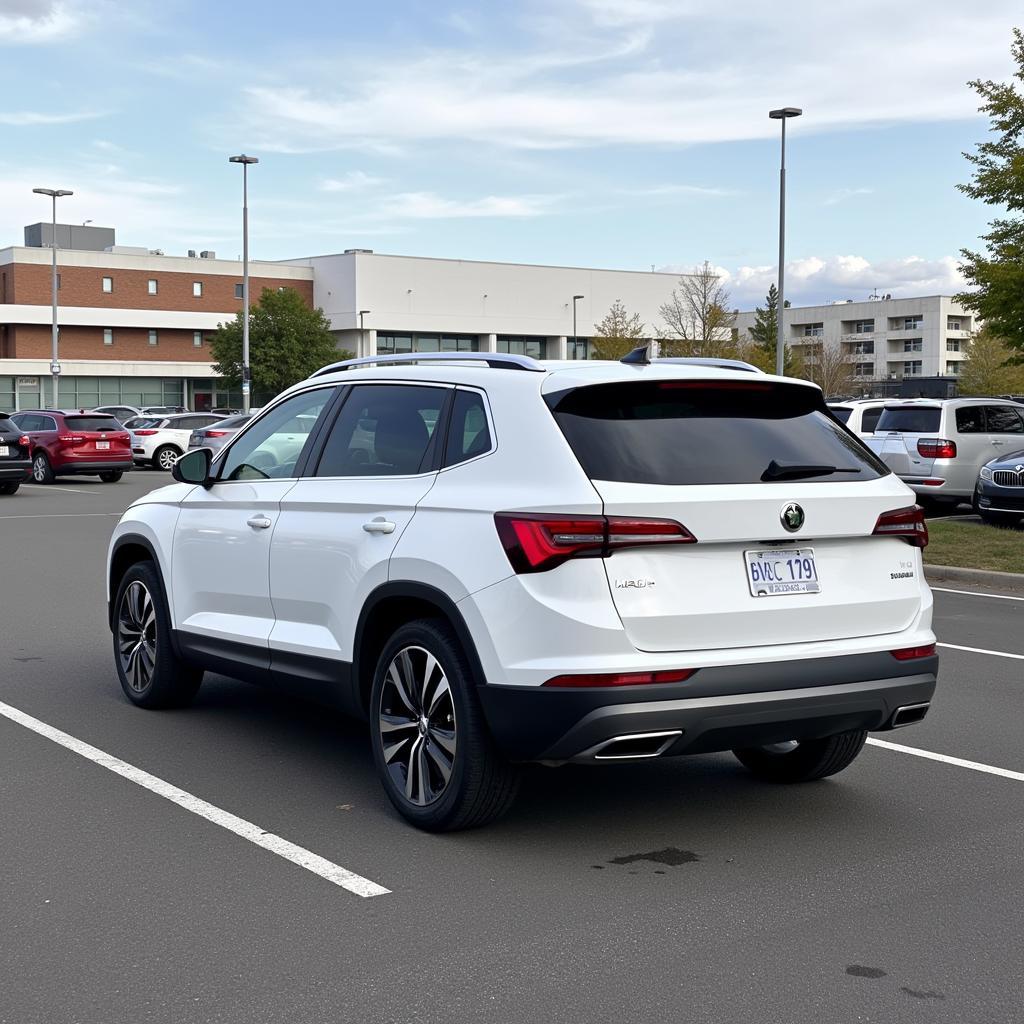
876 408 941 433
828 406 852 424
444 390 492 467
547 380 887 485
955 407 985 434
984 406 1024 433
861 408 883 432
63 416 120 432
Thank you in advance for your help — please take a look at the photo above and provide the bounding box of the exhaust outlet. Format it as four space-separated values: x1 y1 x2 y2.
587 730 682 761
891 702 930 728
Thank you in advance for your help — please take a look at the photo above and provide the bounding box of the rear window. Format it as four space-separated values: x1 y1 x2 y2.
131 417 163 429
548 380 887 485
876 408 941 433
0 417 17 432
828 406 852 424
63 416 121 432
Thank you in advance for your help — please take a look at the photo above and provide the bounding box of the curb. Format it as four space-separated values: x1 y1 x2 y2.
924 563 1024 593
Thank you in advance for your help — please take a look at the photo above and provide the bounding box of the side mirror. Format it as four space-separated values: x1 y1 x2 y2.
172 447 213 488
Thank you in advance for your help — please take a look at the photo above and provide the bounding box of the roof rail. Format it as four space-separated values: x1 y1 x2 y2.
311 351 544 377
655 357 763 373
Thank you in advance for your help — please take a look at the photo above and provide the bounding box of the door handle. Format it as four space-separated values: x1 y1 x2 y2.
991 439 1006 445
246 514 273 530
363 519 396 534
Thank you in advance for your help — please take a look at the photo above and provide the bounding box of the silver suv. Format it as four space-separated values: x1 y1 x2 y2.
866 398 1024 506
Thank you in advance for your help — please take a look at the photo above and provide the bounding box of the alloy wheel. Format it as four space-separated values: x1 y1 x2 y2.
32 456 47 482
378 645 457 806
117 580 157 692
157 448 179 471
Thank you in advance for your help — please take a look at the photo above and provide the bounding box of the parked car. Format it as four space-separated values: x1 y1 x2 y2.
130 413 225 470
187 414 252 455
865 398 1024 507
827 399 889 437
0 413 32 494
975 447 1024 526
11 410 132 483
93 404 144 424
107 352 937 831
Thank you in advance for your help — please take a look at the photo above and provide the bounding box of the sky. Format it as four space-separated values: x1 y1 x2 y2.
0 0 1020 309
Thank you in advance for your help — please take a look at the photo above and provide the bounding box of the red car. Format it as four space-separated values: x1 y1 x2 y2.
11 410 133 484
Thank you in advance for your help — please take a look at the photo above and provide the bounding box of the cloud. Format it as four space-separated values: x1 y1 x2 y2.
319 170 386 192
378 191 559 218
623 183 737 198
0 0 84 43
660 254 968 308
823 187 874 206
0 109 103 125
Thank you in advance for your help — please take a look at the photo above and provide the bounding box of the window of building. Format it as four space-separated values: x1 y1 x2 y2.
102 276 113 293
903 338 923 353
852 341 874 355
193 281 203 297
947 318 962 331
853 320 874 333
234 283 244 299
902 317 924 330
947 338 961 352
854 362 874 377
802 323 824 337
56 274 61 290
148 330 158 346
103 329 113 346
904 360 922 376
946 361 961 375
497 335 547 359
376 333 479 355
193 331 203 348
148 279 158 295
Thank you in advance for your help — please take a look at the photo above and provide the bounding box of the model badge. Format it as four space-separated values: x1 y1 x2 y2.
780 502 805 533
615 578 656 589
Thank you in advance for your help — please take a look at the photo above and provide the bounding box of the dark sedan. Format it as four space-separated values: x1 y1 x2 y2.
0 413 32 495
976 448 1024 526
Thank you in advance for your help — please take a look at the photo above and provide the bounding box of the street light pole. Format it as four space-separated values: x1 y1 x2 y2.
359 310 371 357
229 154 259 412
572 294 584 359
769 107 801 377
32 187 73 408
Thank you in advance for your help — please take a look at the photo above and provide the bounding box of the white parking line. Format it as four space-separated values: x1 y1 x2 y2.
0 512 122 520
868 738 1024 782
932 586 1024 603
938 642 1024 662
0 700 390 898
21 483 89 494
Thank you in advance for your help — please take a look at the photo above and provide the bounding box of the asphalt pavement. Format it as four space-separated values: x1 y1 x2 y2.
1 471 1023 1024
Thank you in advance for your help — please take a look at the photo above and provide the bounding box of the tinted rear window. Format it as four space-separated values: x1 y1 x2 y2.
828 406 852 424
548 380 886 485
64 416 121 432
876 408 941 433
0 417 17 433
131 417 163 429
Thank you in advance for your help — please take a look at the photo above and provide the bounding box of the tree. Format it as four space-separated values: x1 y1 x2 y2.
957 327 1024 395
210 287 349 402
591 299 647 359
745 284 802 375
957 28 1024 360
658 261 737 357
798 341 855 397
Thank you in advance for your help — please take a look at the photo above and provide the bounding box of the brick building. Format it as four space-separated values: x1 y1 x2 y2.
0 230 313 412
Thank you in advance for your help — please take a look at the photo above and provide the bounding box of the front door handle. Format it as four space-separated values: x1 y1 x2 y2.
363 519 396 534
247 514 273 530
991 439 1006 445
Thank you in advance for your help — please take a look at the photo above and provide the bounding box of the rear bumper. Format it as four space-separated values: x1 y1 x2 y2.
478 650 938 762
54 459 133 475
0 461 31 480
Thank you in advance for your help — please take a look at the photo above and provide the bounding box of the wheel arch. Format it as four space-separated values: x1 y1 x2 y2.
108 534 164 632
352 582 487 718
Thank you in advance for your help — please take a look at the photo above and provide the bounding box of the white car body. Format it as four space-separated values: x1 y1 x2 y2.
827 399 889 437
131 413 225 470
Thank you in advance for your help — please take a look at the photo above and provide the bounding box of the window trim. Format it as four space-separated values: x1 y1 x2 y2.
148 329 158 346
193 281 203 298
147 278 158 296
440 386 497 471
103 328 114 346
101 276 113 293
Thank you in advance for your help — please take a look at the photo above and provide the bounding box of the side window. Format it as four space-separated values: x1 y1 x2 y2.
860 408 883 433
984 406 1024 434
955 407 985 434
444 390 492 467
14 414 38 431
219 388 336 481
39 416 57 431
315 384 448 477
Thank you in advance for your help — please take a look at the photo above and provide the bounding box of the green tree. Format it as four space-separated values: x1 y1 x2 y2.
210 287 349 402
592 299 647 359
957 327 1024 395
957 28 1024 360
745 284 801 374
658 261 738 358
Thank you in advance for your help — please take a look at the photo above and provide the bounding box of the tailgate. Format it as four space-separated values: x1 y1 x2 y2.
867 432 933 477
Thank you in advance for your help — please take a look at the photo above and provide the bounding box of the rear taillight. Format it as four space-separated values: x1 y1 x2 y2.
133 429 159 436
873 505 928 548
494 513 696 573
917 438 956 459
57 434 85 446
18 435 30 448
205 430 229 438
543 668 696 687
891 644 936 660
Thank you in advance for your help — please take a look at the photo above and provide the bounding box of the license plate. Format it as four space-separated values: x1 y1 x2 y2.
96 440 110 450
745 547 820 598
0 446 8 457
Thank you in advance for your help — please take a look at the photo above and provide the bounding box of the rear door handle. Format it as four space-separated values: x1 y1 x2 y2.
247 514 272 530
363 519 396 534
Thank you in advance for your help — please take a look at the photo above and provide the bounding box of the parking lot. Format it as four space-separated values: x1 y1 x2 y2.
2 471 1023 1024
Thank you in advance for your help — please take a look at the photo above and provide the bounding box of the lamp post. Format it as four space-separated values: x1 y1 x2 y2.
768 107 801 376
572 294 584 359
229 154 259 411
359 310 371 356
32 187 73 408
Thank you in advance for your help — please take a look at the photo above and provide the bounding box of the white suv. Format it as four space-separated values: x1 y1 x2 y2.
131 413 225 471
106 352 938 831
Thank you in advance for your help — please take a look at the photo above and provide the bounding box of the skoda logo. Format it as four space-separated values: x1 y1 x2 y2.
781 502 805 533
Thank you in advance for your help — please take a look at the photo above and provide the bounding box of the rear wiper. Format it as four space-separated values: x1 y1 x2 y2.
761 460 863 481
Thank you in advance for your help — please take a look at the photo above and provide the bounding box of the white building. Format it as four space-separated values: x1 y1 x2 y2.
733 295 973 382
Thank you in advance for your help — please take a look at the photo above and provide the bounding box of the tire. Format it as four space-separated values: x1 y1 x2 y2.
31 452 54 484
0 481 19 495
370 618 520 831
99 471 124 483
154 445 181 472
733 729 867 783
112 561 204 709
